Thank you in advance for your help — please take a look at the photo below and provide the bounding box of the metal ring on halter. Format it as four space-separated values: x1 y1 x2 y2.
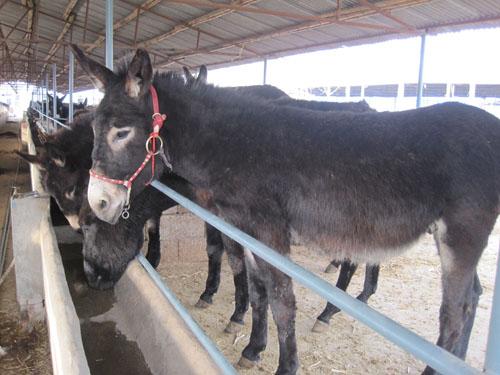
152 112 163 120
121 208 130 220
145 135 163 155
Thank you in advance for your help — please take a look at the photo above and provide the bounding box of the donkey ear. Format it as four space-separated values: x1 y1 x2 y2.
197 65 207 84
15 150 42 165
125 49 153 98
183 67 195 84
60 94 67 102
70 44 116 92
83 98 88 106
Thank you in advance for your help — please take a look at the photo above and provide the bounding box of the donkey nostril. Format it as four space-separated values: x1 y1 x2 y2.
99 199 108 210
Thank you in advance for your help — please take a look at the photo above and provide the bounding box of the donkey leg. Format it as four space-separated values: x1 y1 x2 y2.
238 254 268 369
356 264 380 303
324 260 341 274
244 226 298 374
222 235 249 333
312 261 358 333
422 217 491 375
266 260 299 374
453 273 483 359
145 215 161 268
196 224 223 308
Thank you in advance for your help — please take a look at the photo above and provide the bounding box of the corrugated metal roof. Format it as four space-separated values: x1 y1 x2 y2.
1 0 500 91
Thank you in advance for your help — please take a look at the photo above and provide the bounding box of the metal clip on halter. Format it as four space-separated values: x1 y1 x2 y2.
121 186 132 220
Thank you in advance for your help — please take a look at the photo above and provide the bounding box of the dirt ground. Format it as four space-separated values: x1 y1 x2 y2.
0 123 52 375
157 221 498 374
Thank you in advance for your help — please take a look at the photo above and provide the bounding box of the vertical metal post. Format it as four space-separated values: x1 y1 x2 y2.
485 250 500 374
68 51 74 122
106 0 114 70
44 72 49 119
52 63 57 130
263 58 267 85
416 32 426 108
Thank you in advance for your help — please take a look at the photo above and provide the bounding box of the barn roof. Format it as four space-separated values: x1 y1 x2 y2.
1 0 500 92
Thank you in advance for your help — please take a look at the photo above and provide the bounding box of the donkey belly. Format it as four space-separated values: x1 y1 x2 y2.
288 193 441 265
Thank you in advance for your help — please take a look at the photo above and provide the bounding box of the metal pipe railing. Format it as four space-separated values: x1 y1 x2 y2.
31 108 70 130
485 249 500 374
137 254 238 375
151 180 484 375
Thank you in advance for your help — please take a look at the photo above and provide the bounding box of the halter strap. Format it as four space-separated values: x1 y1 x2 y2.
89 85 167 218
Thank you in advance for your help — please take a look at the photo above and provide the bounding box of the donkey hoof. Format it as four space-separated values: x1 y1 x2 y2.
224 321 244 334
324 263 338 274
311 319 329 333
195 299 212 309
238 356 257 369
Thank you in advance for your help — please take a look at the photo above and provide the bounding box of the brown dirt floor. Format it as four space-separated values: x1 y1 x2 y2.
0 123 52 375
156 221 498 374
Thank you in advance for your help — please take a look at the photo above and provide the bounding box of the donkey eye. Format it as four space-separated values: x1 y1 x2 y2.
115 130 130 140
64 187 76 200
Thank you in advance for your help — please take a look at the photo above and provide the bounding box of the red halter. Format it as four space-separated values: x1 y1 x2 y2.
89 85 167 219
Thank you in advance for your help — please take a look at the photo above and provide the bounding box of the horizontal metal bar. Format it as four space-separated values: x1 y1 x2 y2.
484 244 500 374
151 180 480 375
136 254 238 375
31 108 70 129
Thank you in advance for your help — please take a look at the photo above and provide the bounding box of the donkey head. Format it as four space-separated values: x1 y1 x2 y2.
16 111 93 229
79 197 144 289
16 145 88 230
71 44 164 224
79 181 173 289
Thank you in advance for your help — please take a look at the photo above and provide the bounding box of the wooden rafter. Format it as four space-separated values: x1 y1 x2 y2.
0 24 19 79
138 0 260 48
21 0 36 54
83 0 162 54
164 0 406 30
156 0 428 67
0 0 9 11
82 0 89 42
36 0 80 81
358 0 417 32
118 0 260 57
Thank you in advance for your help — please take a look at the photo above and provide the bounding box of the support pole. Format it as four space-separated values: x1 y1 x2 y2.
44 72 49 119
416 32 426 108
105 0 113 70
52 63 57 129
68 51 74 122
263 58 267 85
485 249 500 374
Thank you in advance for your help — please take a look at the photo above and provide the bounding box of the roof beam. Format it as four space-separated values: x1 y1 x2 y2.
36 0 80 81
21 0 38 84
156 0 428 67
138 0 260 48
0 0 9 12
1 15 30 81
21 0 36 54
0 26 16 79
83 0 162 54
358 0 417 32
164 0 347 22
118 0 259 57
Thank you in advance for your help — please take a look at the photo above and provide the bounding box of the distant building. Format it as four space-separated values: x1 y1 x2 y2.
289 82 500 118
